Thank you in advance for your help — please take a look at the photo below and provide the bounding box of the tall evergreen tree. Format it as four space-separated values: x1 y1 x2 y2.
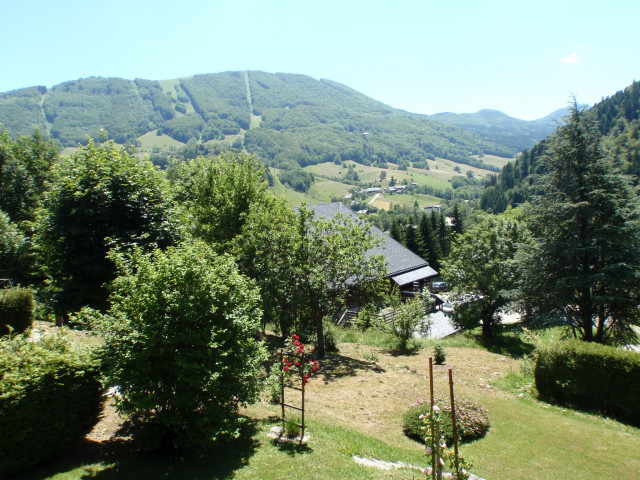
389 218 402 241
417 213 439 267
519 101 640 344
403 223 419 254
451 204 463 235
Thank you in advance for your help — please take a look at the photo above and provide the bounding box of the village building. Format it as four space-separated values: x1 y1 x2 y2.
308 203 438 293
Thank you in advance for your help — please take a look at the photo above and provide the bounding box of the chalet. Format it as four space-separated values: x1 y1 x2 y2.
360 187 382 194
424 204 442 214
308 203 438 292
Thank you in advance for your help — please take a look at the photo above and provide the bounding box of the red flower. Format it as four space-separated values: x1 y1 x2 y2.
310 348 314 353
313 366 318 372
304 379 308 384
308 359 313 363
292 334 299 340
295 361 300 366
284 366 289 371
297 348 303 353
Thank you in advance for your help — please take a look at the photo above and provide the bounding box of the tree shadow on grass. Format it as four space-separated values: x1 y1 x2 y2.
385 345 422 357
275 441 313 456
13 419 261 480
319 352 385 382
472 326 535 358
84 419 260 480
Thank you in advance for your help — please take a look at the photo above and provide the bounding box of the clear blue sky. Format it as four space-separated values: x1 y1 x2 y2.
3 0 639 120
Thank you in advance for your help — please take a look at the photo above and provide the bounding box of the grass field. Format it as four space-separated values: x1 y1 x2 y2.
17 326 640 480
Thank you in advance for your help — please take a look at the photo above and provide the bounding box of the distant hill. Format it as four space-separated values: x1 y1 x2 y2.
480 81 640 213
0 71 553 172
432 108 567 152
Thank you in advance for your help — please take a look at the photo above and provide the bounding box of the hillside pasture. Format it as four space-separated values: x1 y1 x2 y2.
473 154 514 169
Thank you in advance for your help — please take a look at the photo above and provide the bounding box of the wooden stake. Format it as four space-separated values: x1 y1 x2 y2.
449 368 459 476
301 362 306 444
429 357 436 480
280 349 285 433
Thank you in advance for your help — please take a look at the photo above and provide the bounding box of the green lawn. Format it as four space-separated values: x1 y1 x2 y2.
18 324 640 480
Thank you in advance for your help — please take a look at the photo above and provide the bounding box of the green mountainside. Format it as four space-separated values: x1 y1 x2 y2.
0 71 552 173
433 108 565 152
480 81 640 213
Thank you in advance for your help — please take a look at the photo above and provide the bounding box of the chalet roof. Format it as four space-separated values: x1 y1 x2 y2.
307 202 437 280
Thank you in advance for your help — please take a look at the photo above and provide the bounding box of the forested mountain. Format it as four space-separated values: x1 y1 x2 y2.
480 81 640 213
433 108 566 152
0 71 552 172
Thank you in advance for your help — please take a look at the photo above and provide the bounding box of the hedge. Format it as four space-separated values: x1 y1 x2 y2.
0 333 103 477
535 340 640 426
0 287 34 336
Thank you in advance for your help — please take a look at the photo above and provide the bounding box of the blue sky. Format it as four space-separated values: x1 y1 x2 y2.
3 0 639 120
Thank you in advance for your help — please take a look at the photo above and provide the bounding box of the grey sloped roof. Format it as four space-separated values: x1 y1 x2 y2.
307 202 437 278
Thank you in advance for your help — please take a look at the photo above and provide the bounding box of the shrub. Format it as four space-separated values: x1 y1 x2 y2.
403 397 490 445
0 287 34 335
389 294 432 351
434 343 446 365
323 322 339 352
0 333 103 477
101 242 268 450
535 340 640 426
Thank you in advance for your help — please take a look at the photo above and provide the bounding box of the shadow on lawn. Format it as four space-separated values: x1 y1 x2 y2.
14 420 261 480
471 326 535 358
319 352 384 382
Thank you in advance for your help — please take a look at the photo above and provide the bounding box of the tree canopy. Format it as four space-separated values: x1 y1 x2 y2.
519 102 640 344
442 211 527 336
100 241 267 449
38 139 176 315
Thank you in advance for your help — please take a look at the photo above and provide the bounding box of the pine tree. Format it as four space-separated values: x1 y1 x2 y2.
451 204 463 235
418 212 440 268
520 101 640 344
403 223 419 254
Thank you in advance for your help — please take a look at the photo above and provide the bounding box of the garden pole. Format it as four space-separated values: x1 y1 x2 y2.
449 368 459 477
429 357 436 480
280 349 285 433
435 420 442 480
301 360 305 444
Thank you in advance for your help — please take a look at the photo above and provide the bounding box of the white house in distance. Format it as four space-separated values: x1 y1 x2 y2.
424 204 442 214
307 203 438 292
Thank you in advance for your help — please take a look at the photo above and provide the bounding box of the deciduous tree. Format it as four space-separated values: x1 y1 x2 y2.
442 212 527 336
100 241 267 449
38 139 176 315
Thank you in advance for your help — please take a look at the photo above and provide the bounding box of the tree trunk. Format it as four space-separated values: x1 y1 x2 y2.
315 315 326 357
480 301 496 337
579 291 593 341
481 317 493 337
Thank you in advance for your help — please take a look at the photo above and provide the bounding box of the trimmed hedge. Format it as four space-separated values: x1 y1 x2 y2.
0 333 103 477
535 340 640 426
0 287 34 336
403 397 490 445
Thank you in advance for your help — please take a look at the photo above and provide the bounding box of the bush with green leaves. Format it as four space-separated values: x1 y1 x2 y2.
387 293 432 351
0 287 34 335
101 241 268 450
433 343 446 365
0 333 103 477
38 138 177 315
403 397 490 445
535 340 640 426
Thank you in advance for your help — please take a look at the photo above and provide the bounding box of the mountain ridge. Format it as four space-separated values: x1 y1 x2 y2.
0 71 559 170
